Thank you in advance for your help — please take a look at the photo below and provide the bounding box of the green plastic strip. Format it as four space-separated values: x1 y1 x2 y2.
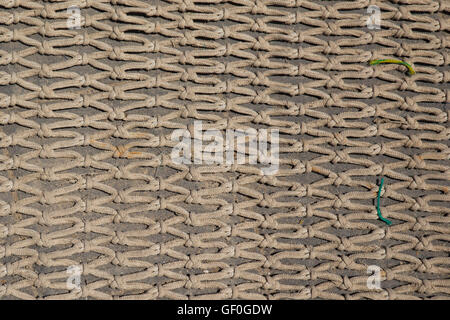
377 178 392 225
369 59 416 75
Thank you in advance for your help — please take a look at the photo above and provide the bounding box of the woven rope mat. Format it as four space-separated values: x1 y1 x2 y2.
0 0 449 300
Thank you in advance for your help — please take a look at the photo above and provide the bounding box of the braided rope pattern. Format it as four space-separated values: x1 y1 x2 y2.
0 0 449 299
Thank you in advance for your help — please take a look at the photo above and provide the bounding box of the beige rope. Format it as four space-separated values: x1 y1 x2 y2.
0 0 448 299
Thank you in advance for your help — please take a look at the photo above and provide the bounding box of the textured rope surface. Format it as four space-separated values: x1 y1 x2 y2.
0 0 449 299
